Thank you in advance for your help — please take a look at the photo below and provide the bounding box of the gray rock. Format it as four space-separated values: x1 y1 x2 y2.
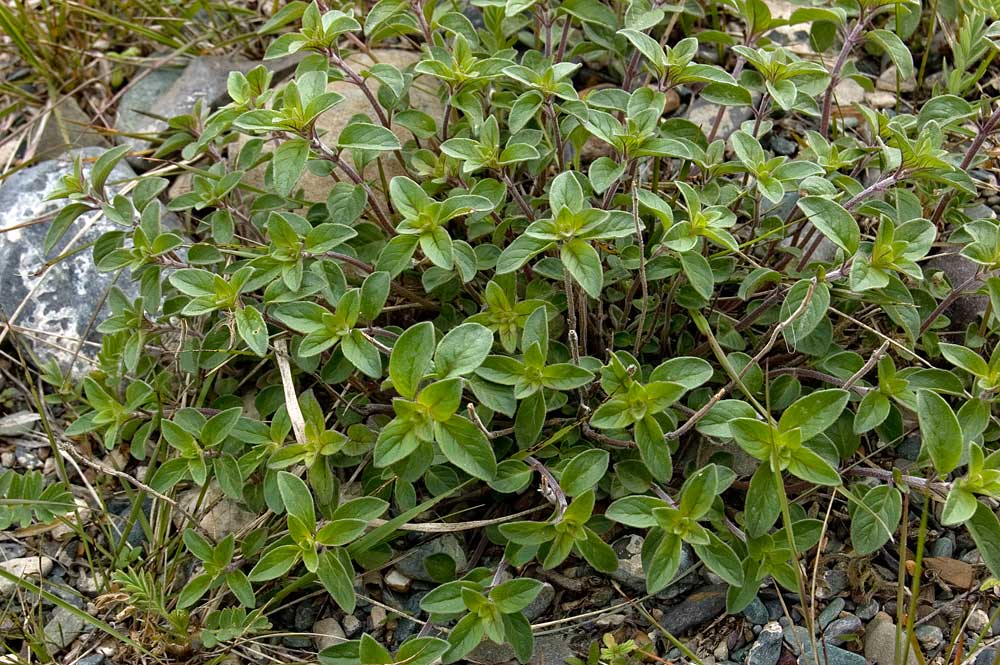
798 642 865 665
743 597 769 626
770 135 797 156
926 252 988 329
76 656 105 665
294 602 321 631
818 598 845 628
312 617 345 651
969 608 991 633
119 55 300 168
34 97 107 159
341 614 362 637
523 582 554 622
914 624 943 652
468 634 572 665
824 615 861 643
977 649 999 665
688 98 754 140
0 148 145 377
930 535 955 559
0 556 54 595
114 66 184 166
660 585 727 635
864 612 920 665
395 534 468 582
178 482 256 541
856 599 879 621
783 624 811 655
816 568 849 599
43 606 87 651
747 621 783 665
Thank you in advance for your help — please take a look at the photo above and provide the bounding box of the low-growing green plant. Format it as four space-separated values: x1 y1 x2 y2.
14 0 1000 661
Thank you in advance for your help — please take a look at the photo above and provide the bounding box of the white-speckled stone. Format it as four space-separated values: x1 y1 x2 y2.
0 148 147 376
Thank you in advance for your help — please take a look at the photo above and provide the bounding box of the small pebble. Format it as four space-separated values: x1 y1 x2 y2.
914 624 943 651
969 608 990 633
825 615 862 643
341 615 362 636
384 569 411 592
818 598 845 628
857 599 879 621
929 536 955 559
743 597 769 625
312 617 345 651
370 605 387 628
595 613 626 628
748 621 783 665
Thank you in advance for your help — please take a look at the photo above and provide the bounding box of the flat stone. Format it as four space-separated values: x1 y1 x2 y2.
384 569 411 592
177 482 256 540
867 91 897 109
824 615 861 643
43 606 87 652
236 49 438 207
876 66 915 93
747 621 783 665
743 596 769 625
395 534 468 582
688 98 753 140
523 582 554 621
33 97 107 159
0 148 146 377
660 584 727 635
864 612 920 665
114 66 184 166
818 598 845 628
798 642 866 665
312 617 345 651
914 624 943 651
0 556 54 595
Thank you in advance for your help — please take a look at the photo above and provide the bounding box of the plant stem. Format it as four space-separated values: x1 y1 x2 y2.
819 16 866 137
631 179 649 356
931 102 1000 224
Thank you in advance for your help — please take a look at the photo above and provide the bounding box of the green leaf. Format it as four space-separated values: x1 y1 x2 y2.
646 531 683 593
177 573 213 609
939 343 988 377
435 416 497 480
277 471 315 531
337 122 401 151
489 578 543 613
341 330 382 378
560 238 603 298
942 487 978 526
744 465 779 537
866 29 913 79
560 449 609 496
576 527 618 573
435 323 493 378
444 613 484 664
248 544 300 581
786 447 841 486
272 138 310 197
317 549 356 613
236 305 269 356
680 251 714 300
390 322 435 399
916 390 963 476
692 532 743 586
966 502 1000 580
797 196 859 256
779 389 849 442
